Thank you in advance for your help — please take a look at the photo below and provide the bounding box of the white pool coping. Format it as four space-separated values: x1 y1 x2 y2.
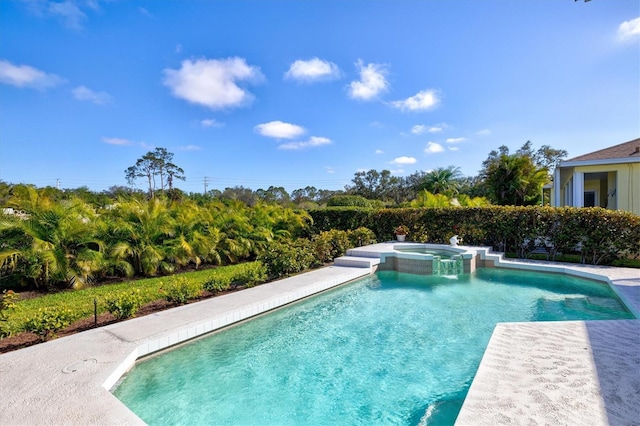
0 244 638 425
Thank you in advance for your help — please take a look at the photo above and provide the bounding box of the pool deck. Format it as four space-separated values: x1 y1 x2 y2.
0 243 638 425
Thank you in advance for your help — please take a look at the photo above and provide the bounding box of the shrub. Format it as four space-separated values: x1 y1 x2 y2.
312 230 351 263
203 263 267 292
326 195 373 207
160 276 202 305
347 227 377 247
105 290 144 320
308 207 375 233
234 263 267 288
258 239 319 278
203 276 232 293
24 307 74 341
0 290 18 338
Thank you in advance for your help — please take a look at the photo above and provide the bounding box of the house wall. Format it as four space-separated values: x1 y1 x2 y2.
627 162 640 215
607 171 617 210
573 163 638 215
553 162 639 215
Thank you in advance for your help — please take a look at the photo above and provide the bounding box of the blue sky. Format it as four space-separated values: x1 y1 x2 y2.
1 0 638 194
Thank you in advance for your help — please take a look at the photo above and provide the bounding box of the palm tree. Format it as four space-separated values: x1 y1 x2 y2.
206 199 256 263
420 166 463 197
165 199 222 268
410 190 451 208
103 197 176 276
0 188 104 289
482 154 548 205
454 194 491 207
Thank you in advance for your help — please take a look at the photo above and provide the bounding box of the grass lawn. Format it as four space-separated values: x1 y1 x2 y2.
2 263 259 337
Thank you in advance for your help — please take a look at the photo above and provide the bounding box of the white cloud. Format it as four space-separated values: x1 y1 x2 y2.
102 137 133 146
163 57 263 110
446 137 467 143
138 7 152 17
448 146 459 151
391 89 440 112
413 124 447 134
325 166 335 174
375 149 384 154
618 17 640 41
85 0 100 11
411 125 427 135
284 58 340 82
24 0 103 30
47 0 87 30
255 120 306 139
279 136 332 150
425 142 444 154
72 85 111 104
348 60 389 100
178 145 201 151
0 60 64 89
391 156 417 165
201 118 223 128
477 129 491 136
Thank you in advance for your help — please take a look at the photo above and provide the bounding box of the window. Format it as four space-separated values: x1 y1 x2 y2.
584 191 596 207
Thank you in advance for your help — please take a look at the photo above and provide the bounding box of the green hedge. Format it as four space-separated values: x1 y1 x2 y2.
309 206 640 265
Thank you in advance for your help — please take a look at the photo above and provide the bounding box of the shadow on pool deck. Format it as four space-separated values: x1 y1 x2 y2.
586 320 640 425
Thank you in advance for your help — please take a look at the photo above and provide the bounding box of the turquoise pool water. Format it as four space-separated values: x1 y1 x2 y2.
113 268 633 425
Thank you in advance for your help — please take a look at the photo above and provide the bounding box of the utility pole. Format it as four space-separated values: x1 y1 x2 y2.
203 177 208 195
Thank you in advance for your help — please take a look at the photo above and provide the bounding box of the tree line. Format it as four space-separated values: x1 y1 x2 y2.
0 141 567 209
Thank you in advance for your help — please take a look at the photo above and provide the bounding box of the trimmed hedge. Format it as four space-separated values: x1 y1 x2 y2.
309 206 640 265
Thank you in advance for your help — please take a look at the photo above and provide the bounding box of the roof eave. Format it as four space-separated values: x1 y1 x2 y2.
558 157 640 168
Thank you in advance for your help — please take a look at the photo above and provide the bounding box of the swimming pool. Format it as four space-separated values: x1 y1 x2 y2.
113 268 633 425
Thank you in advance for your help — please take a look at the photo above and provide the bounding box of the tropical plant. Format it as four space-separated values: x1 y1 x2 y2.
103 197 177 276
453 194 491 207
479 143 551 206
419 166 463 197
481 153 548 205
410 190 451 208
0 188 104 289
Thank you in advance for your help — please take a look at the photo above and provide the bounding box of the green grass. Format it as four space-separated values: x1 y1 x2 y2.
3 263 262 336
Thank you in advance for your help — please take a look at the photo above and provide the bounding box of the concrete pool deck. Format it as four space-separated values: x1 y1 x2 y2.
0 243 638 425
